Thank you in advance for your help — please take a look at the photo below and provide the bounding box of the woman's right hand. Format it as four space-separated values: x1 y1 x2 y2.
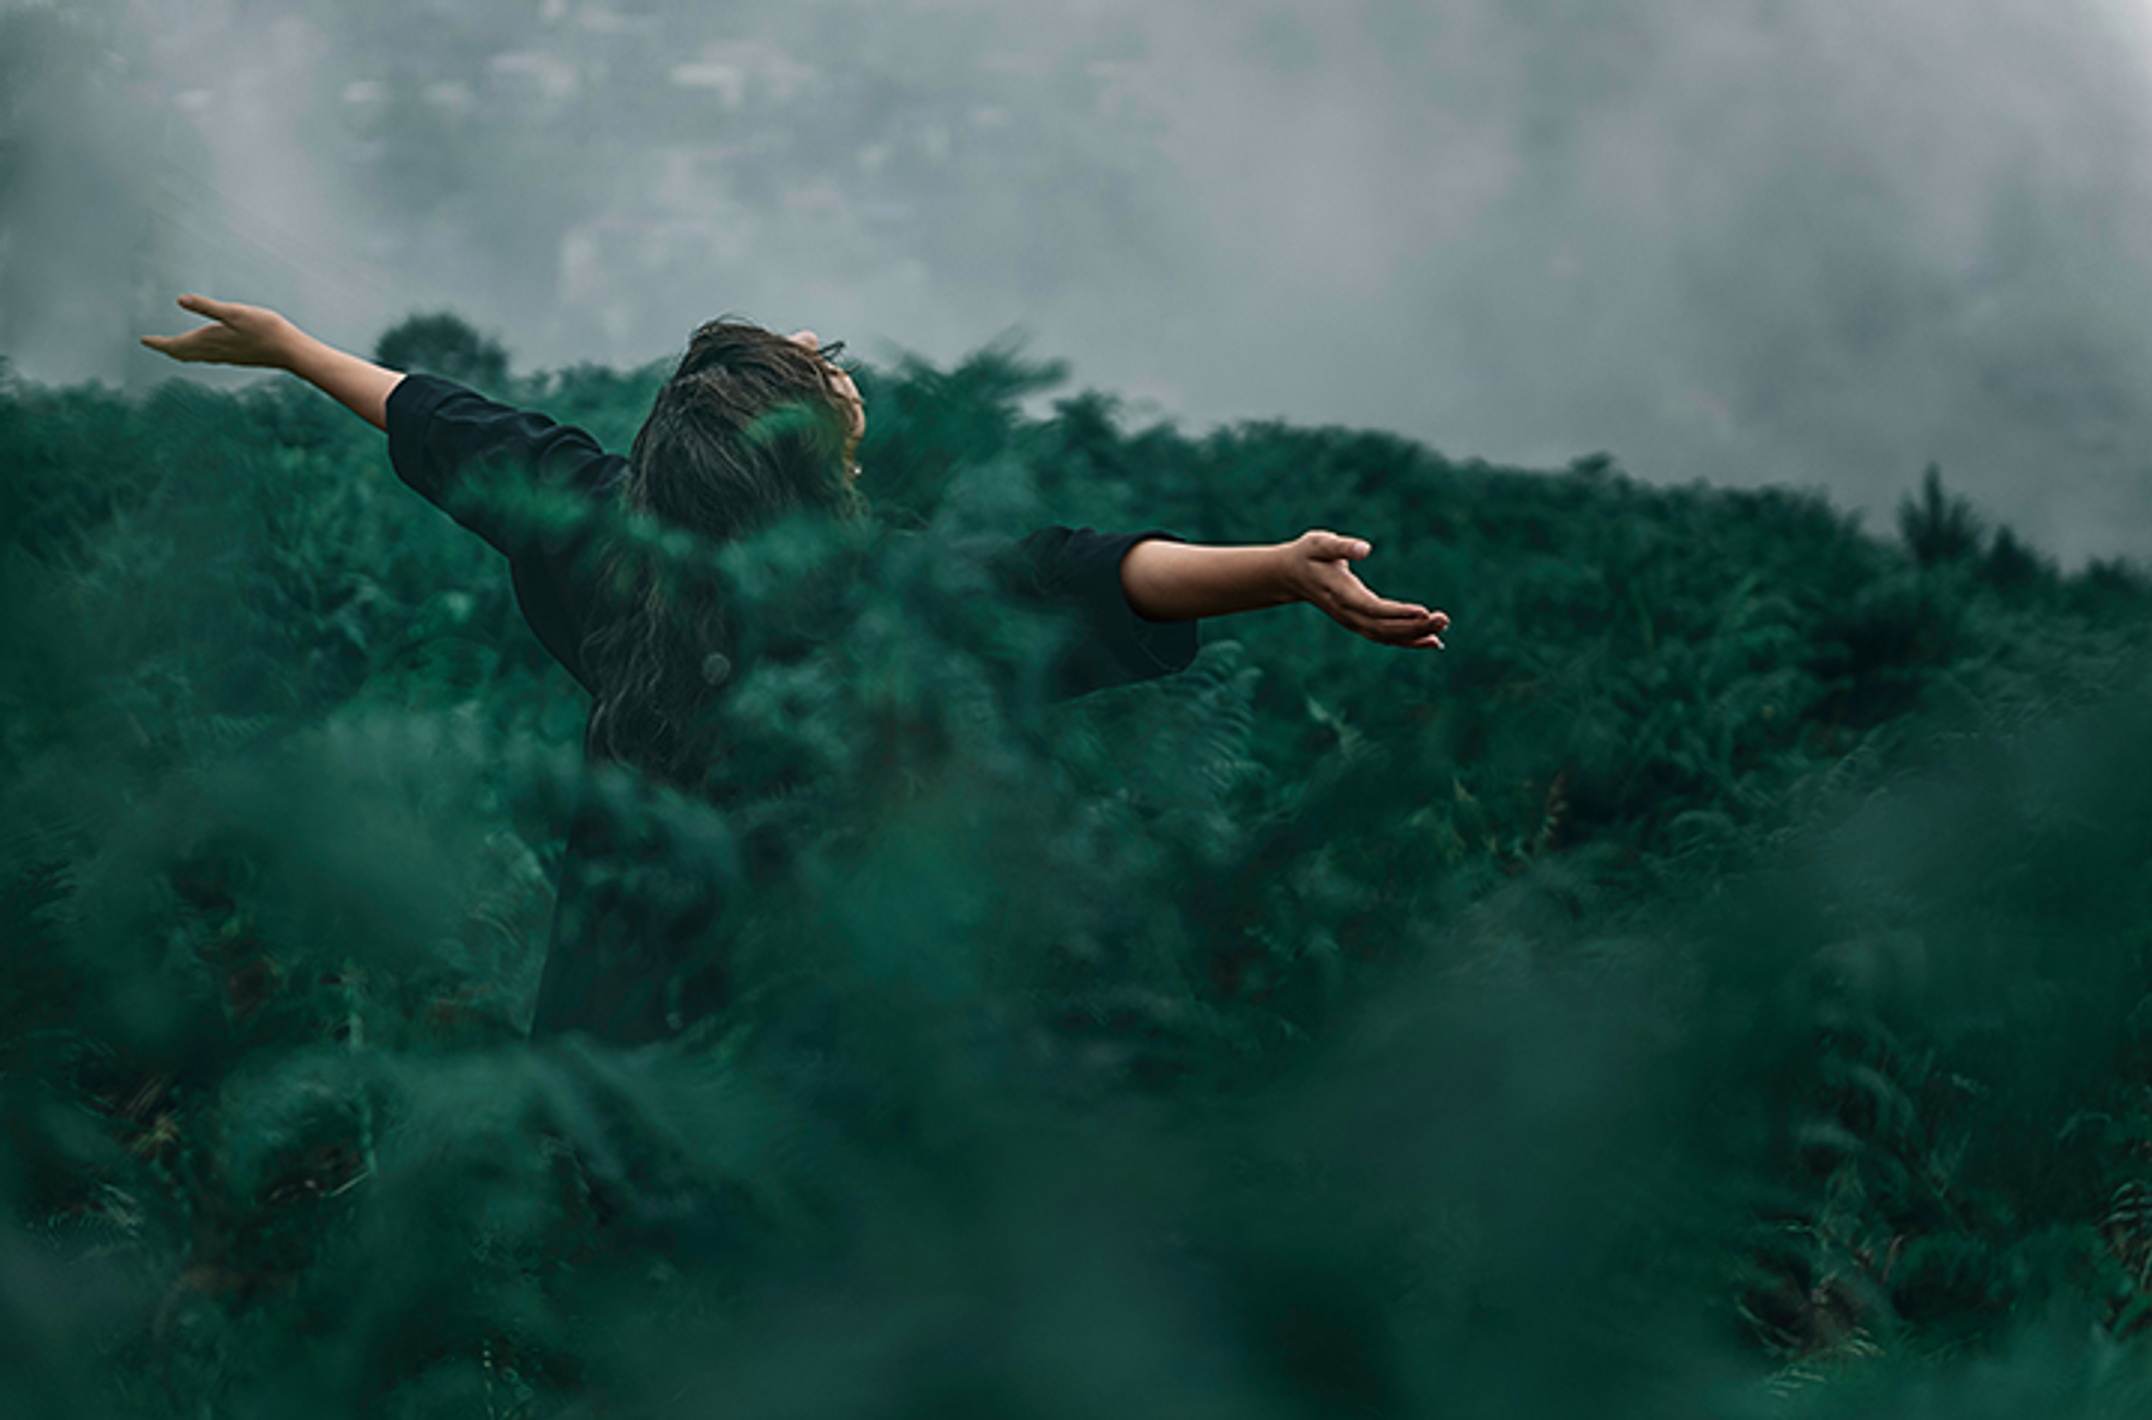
1282 529 1449 649
139 294 299 369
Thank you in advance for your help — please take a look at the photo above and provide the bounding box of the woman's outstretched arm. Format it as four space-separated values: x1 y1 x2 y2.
1121 531 1448 649
142 294 628 690
141 295 403 430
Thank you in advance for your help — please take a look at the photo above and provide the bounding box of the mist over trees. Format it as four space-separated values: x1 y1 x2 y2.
15 0 2152 562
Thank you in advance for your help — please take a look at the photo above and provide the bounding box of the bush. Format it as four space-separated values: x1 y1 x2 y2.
5 337 2152 1416
1897 463 1985 567
373 312 512 393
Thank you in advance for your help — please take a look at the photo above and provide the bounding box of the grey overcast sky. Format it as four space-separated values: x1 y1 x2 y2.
9 0 2152 564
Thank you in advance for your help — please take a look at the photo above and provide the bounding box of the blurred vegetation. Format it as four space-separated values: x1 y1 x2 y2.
5 335 2152 1418
374 313 514 396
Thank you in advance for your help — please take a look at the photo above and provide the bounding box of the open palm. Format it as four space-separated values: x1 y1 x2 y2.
1288 530 1448 649
139 295 295 368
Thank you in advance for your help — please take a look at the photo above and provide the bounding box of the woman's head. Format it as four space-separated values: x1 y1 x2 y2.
586 319 866 784
625 319 866 540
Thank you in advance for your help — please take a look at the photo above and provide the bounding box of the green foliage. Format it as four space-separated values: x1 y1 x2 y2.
4 343 2152 1416
1898 463 1985 568
374 312 513 394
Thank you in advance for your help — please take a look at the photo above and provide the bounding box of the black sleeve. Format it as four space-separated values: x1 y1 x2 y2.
1002 526 1201 698
385 374 627 692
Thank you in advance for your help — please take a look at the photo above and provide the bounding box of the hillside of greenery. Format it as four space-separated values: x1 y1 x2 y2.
6 322 2152 1418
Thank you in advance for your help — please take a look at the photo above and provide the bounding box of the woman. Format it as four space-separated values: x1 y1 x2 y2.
142 294 1450 1045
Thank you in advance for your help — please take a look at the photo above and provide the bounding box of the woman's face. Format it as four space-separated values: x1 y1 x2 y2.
788 330 866 474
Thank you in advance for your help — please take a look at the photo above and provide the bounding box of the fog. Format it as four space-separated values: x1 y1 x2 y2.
9 0 2152 564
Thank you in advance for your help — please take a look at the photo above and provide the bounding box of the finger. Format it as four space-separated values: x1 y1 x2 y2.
1345 610 1443 644
1331 585 1433 621
1306 531 1371 561
178 293 235 321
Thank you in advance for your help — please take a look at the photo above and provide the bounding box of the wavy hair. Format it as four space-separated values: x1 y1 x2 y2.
582 319 863 787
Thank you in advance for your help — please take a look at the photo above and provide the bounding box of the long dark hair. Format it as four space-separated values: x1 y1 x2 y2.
582 319 863 787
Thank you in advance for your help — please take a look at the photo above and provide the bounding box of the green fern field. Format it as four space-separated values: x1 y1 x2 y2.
8 337 2152 1417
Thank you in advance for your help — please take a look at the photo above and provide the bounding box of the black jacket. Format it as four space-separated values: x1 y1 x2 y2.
385 374 1198 1042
